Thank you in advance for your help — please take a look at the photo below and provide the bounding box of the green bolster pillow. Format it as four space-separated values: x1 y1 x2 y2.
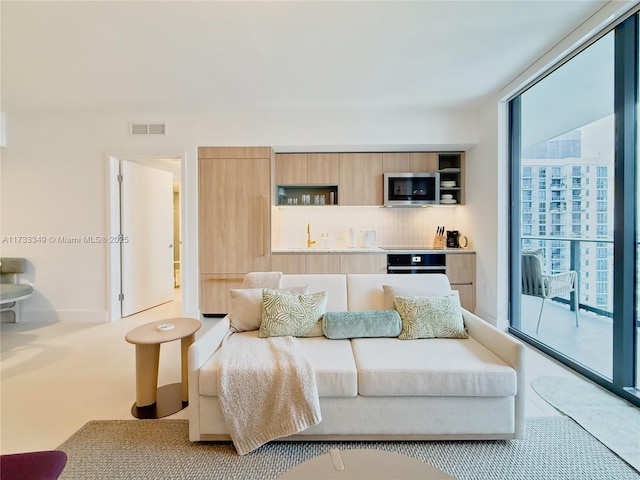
322 310 402 339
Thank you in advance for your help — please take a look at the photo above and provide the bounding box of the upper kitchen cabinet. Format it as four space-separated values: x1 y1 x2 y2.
275 153 307 185
308 153 340 184
340 153 383 206
438 152 466 205
275 153 340 206
199 147 273 276
275 153 340 185
382 152 439 173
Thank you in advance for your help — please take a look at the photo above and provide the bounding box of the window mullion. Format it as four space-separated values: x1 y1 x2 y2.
613 14 638 390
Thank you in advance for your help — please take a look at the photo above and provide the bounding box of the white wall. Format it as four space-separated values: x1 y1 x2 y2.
0 107 480 322
5 2 631 325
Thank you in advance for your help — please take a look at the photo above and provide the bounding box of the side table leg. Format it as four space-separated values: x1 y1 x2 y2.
135 343 160 407
180 334 195 403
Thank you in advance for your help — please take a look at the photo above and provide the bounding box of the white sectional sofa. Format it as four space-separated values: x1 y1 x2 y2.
188 274 526 442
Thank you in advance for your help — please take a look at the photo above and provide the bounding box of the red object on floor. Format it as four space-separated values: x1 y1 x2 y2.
0 450 67 480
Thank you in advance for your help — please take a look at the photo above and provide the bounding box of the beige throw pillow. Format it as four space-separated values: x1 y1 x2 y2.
258 289 328 338
229 286 309 332
382 284 452 310
394 292 468 340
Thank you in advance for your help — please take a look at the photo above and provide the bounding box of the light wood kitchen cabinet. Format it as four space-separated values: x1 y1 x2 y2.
199 275 244 314
340 254 386 274
339 153 383 205
382 152 439 173
446 252 476 311
275 153 307 185
306 254 341 274
275 153 340 185
307 153 340 184
199 146 273 314
271 254 306 274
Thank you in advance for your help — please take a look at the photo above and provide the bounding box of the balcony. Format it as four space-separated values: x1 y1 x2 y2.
518 295 621 378
516 236 638 379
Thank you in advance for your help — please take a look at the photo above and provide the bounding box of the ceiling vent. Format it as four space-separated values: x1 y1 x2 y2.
130 123 166 135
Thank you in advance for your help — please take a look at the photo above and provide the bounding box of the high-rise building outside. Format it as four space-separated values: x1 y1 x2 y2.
521 119 614 315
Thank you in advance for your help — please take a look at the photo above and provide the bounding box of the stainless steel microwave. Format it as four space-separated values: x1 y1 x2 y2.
383 172 440 206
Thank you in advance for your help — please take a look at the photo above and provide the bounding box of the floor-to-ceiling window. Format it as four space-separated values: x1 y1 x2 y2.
636 14 640 390
510 14 639 405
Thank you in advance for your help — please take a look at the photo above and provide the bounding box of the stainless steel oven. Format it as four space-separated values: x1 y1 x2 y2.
386 253 446 274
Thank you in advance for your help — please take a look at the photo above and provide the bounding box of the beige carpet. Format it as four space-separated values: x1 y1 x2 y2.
531 375 640 471
56 417 639 479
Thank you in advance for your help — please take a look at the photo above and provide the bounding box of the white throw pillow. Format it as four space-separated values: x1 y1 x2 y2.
229 286 309 332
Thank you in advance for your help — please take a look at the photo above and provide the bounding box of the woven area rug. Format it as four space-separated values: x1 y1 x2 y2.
57 417 639 479
531 375 640 472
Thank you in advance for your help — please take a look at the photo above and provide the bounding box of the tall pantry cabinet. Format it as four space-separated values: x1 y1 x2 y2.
198 147 274 314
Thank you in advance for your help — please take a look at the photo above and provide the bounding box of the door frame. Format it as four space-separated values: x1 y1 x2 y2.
106 153 186 321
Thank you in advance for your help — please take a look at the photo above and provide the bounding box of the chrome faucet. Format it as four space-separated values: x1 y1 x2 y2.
307 223 316 248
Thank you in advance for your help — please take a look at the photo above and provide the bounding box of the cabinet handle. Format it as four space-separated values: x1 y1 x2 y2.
261 195 267 257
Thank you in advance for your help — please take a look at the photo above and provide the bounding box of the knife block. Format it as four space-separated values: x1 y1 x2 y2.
432 234 445 249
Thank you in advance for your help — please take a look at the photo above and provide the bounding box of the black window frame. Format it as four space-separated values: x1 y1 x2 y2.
508 14 639 406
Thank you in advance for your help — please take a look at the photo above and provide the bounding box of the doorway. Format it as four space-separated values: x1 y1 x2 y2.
108 156 182 320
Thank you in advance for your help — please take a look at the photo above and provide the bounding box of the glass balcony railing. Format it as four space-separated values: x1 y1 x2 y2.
521 235 614 318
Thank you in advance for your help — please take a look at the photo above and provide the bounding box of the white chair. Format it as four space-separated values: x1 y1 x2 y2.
521 250 579 333
0 257 34 323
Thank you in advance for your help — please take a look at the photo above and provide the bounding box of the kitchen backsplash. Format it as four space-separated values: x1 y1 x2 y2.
274 206 465 249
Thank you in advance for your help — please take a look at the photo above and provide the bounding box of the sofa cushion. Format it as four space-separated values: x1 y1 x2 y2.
280 275 348 311
229 286 310 332
346 274 452 311
394 292 468 340
258 289 327 338
351 337 517 397
199 331 357 397
322 310 401 339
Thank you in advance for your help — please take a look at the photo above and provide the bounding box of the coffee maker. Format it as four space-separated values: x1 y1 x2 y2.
446 230 460 248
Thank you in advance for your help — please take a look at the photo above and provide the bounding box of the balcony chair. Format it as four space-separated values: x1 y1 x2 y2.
521 249 579 333
0 257 34 323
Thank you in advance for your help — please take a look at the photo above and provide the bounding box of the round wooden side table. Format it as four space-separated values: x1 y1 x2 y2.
125 317 201 419
278 449 455 479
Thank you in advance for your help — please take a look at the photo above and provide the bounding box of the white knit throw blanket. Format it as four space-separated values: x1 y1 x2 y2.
217 333 322 455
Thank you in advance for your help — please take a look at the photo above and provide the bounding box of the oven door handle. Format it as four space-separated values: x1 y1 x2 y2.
387 266 446 271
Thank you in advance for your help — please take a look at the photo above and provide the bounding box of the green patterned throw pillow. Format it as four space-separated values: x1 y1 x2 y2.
258 289 328 338
394 292 468 340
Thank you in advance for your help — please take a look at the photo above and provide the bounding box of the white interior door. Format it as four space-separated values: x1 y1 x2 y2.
121 160 175 317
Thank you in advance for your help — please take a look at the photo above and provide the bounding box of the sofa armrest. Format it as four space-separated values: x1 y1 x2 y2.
189 316 230 371
463 309 526 439
188 315 230 441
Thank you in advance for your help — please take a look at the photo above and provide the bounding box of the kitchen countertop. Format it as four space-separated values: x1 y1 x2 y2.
272 248 385 253
272 247 475 254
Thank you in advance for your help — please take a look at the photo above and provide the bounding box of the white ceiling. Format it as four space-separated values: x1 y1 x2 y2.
1 1 612 115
